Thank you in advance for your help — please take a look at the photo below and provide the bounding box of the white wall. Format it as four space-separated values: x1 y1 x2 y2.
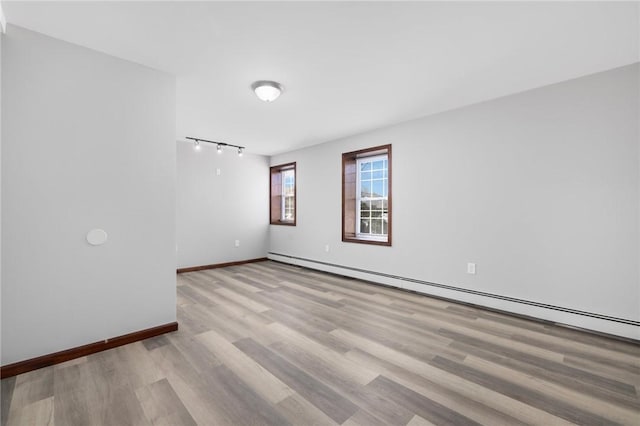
270 63 640 339
1 26 176 365
0 24 4 364
176 142 269 269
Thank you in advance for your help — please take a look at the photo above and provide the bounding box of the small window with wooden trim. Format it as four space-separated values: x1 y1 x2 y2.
342 145 391 245
270 162 296 225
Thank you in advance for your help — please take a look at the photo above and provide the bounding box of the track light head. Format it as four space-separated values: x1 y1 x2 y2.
238 147 244 157
217 144 223 154
193 140 201 151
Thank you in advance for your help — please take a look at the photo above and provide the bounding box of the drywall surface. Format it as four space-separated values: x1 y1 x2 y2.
269 63 640 339
0 30 3 362
1 26 176 364
176 142 269 269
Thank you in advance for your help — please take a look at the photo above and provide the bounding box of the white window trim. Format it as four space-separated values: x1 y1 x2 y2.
280 169 295 222
356 154 388 242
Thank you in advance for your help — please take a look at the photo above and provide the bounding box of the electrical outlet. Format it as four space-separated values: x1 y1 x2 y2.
235 240 240 247
325 244 330 252
216 168 221 176
467 263 476 274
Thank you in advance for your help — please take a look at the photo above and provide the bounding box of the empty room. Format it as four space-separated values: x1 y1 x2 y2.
1 1 639 425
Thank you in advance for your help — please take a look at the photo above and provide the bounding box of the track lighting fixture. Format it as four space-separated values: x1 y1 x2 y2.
186 137 245 157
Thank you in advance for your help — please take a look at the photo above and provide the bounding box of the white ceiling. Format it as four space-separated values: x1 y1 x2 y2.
3 1 639 155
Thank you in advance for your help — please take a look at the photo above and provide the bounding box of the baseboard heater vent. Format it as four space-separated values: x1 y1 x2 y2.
268 252 639 327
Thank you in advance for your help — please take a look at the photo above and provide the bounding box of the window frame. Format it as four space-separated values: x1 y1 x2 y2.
355 154 389 241
342 145 392 246
270 162 297 226
281 168 295 222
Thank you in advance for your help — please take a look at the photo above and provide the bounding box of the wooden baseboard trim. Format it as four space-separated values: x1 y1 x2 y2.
0 322 178 379
177 257 268 274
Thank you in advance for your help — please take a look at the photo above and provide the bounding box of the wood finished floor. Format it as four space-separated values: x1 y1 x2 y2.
2 261 639 426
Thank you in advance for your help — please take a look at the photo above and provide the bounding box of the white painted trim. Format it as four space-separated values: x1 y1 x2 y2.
268 253 639 341
355 153 389 240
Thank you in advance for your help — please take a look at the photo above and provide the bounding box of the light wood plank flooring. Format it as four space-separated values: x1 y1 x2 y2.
2 261 639 425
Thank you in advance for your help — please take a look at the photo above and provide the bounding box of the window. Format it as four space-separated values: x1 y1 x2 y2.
270 162 296 225
342 145 391 245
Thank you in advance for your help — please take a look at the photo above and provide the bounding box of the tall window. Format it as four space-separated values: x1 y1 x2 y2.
270 162 296 225
282 169 295 221
356 154 389 238
342 145 391 245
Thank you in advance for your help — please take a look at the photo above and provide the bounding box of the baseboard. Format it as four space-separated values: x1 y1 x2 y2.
177 257 268 273
0 322 178 379
268 252 640 342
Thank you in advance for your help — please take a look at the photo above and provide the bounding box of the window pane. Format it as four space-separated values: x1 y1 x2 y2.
284 196 294 220
383 220 388 234
360 182 371 197
372 180 384 197
356 156 388 235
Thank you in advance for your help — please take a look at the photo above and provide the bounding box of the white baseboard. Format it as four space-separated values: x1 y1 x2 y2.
268 252 639 341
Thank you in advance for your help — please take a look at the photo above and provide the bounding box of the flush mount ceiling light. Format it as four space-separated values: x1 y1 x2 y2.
251 80 283 102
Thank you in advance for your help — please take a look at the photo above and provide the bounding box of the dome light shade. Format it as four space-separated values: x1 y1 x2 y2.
251 80 283 102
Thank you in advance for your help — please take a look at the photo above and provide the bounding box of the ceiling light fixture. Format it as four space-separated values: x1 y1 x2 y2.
186 137 245 157
251 80 283 102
